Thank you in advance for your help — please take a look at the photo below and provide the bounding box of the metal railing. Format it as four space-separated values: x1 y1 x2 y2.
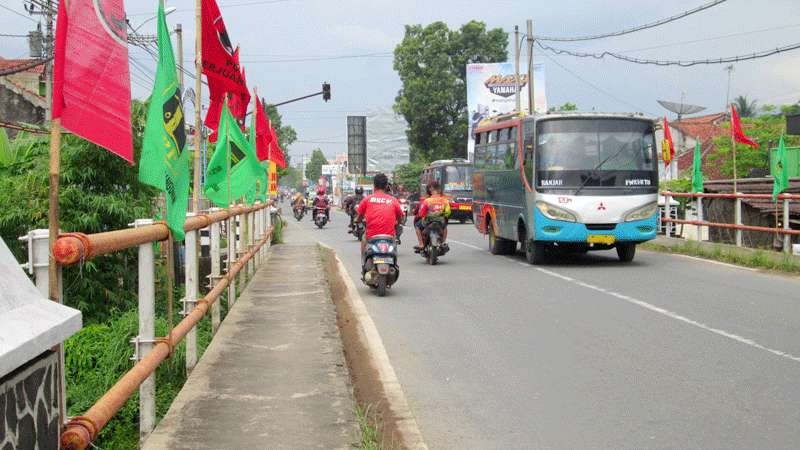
660 191 800 253
21 201 276 450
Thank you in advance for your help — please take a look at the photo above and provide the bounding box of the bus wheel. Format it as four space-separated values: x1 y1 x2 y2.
616 243 636 262
488 224 509 255
525 240 547 265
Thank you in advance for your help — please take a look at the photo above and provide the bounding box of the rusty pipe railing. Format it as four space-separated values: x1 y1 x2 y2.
53 204 265 266
661 217 800 236
59 226 274 450
662 191 800 201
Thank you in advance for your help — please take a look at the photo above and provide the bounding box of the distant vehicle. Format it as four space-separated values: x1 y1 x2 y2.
472 112 659 263
420 159 474 223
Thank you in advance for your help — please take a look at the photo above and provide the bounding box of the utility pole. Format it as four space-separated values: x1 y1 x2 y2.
193 0 202 211
175 23 184 93
724 64 734 112
514 25 521 113
526 19 534 115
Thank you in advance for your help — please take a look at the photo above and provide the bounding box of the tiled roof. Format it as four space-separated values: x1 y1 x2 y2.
0 57 45 74
673 113 729 180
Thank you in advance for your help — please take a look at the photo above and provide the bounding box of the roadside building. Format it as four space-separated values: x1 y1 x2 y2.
0 57 47 137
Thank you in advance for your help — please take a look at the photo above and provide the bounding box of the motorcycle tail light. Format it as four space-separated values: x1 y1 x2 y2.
378 243 390 253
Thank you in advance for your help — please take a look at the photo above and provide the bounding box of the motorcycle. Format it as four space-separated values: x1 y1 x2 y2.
421 221 449 265
292 205 305 221
313 207 328 228
362 235 399 297
398 198 410 225
350 220 365 241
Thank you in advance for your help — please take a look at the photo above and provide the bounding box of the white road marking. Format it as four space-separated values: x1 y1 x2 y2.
535 266 800 364
448 239 483 252
665 252 758 272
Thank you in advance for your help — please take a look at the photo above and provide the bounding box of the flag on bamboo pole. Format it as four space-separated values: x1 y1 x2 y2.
253 95 274 161
267 121 286 169
204 102 260 207
52 0 133 163
772 135 789 201
201 0 248 96
731 104 758 148
662 117 675 167
691 140 704 193
138 4 190 241
246 111 268 204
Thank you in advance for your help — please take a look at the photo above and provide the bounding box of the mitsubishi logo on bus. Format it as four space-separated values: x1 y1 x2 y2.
597 202 607 211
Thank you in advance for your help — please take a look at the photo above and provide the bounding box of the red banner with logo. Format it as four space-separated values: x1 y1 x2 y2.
52 0 133 163
201 0 247 96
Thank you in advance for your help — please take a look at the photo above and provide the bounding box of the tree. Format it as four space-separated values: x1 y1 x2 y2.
0 100 156 323
393 21 507 162
305 148 328 185
548 102 578 113
733 95 758 118
708 107 800 178
393 161 425 193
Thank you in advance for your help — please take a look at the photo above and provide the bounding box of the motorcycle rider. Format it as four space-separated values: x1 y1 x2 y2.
343 186 365 231
291 191 305 214
313 187 331 222
414 181 451 253
355 173 404 261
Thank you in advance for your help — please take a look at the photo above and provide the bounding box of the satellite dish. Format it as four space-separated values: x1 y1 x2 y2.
657 100 706 119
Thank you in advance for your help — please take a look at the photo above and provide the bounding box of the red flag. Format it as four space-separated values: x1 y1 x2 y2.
267 122 286 169
228 66 250 120
202 0 248 96
52 0 133 163
254 96 273 161
731 104 758 148
662 117 675 167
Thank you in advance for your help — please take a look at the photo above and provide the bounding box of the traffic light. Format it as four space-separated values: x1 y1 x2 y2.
322 82 331 102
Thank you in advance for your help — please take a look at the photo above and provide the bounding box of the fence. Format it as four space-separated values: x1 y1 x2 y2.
19 201 276 450
660 191 800 253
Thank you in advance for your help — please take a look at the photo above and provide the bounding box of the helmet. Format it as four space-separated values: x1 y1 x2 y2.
317 187 326 195
355 186 363 195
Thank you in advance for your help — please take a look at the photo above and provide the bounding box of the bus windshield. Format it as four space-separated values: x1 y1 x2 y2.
535 118 656 191
443 165 473 193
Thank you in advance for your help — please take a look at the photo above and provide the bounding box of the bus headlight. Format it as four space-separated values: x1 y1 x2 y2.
535 201 577 222
624 202 658 222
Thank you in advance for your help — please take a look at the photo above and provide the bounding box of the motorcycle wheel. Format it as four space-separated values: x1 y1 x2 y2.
428 246 438 265
376 275 387 297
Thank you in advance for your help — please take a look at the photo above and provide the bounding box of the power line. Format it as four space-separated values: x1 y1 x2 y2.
0 3 39 23
538 52 654 115
536 40 800 67
534 0 728 42
617 23 800 54
127 0 296 17
0 33 30 38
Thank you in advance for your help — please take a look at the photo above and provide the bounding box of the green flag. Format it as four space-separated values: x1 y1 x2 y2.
244 113 268 204
204 102 261 207
691 140 703 194
138 4 190 241
772 135 789 202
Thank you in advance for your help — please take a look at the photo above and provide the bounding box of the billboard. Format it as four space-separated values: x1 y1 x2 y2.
366 107 410 173
347 116 367 176
466 62 546 161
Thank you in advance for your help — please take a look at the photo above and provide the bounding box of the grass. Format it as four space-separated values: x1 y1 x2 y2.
642 240 800 274
271 213 285 244
356 404 397 450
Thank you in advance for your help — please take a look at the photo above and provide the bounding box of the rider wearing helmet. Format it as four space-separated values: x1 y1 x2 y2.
313 187 331 222
343 186 365 230
414 181 451 252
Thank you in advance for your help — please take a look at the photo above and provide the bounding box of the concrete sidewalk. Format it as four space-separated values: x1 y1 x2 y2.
144 229 356 449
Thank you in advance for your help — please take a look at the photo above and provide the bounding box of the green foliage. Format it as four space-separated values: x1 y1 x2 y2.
709 112 800 178
548 102 578 113
393 21 507 162
271 213 285 244
733 95 758 118
393 161 425 193
0 101 156 323
642 240 800 274
305 148 328 184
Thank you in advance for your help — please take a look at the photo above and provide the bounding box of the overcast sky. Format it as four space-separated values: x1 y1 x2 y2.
1 0 799 162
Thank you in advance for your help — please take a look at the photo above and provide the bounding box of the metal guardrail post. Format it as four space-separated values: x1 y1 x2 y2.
735 194 743 247
266 204 273 257
228 208 237 306
664 194 672 238
238 207 247 287
784 199 791 254
184 212 198 373
254 203 262 267
131 219 155 442
249 209 256 275
209 208 222 334
696 196 703 242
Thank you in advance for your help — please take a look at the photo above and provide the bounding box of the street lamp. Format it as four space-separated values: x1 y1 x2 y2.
129 6 177 33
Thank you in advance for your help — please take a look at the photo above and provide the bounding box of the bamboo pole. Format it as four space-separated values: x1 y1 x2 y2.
193 0 202 211
48 116 66 429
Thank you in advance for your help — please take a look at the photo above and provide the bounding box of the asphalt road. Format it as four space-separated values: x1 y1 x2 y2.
288 204 800 449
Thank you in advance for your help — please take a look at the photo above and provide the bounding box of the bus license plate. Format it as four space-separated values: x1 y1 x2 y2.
459 205 471 211
587 235 615 245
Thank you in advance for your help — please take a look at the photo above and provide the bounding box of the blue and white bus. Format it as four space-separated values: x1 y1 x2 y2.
472 112 659 263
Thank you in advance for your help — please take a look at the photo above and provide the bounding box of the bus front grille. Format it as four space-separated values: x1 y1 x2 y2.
586 223 617 231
